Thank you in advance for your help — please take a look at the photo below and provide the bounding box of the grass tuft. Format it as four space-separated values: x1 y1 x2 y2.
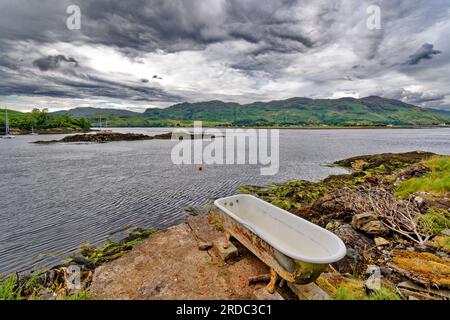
0 274 21 300
396 156 450 198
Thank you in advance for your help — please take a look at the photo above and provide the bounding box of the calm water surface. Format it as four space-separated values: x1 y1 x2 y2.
0 128 449 274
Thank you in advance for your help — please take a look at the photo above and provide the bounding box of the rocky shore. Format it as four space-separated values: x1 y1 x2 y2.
33 131 218 144
241 151 450 299
0 227 157 300
1 151 448 300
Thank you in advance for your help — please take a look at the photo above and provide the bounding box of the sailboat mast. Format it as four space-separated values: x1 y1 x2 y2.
5 108 9 135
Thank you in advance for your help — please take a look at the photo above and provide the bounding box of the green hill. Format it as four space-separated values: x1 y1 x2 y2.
142 96 450 127
53 107 140 118
50 96 450 127
52 107 179 127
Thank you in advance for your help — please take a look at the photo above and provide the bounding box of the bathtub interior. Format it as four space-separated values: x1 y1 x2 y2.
216 195 346 263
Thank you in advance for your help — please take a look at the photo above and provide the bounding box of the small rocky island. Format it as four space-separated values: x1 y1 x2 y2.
34 131 216 144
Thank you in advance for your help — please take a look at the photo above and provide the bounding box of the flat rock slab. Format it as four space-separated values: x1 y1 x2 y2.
213 238 239 262
288 282 330 300
253 287 284 300
90 222 267 300
187 215 223 244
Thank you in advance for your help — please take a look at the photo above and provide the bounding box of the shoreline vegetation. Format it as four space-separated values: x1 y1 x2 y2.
1 151 449 300
4 125 450 137
0 108 90 135
0 227 158 300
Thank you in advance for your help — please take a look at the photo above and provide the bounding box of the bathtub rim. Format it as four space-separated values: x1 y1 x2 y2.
214 194 347 264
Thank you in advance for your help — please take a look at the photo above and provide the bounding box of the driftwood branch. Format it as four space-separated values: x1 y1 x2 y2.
336 185 431 245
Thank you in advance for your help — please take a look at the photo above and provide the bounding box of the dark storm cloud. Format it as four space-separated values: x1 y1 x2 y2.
0 69 181 102
78 0 315 55
0 50 181 102
33 55 78 71
0 0 311 54
376 87 448 109
0 82 79 98
406 43 441 65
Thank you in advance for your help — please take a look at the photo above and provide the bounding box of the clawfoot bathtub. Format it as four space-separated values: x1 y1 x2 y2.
214 194 346 293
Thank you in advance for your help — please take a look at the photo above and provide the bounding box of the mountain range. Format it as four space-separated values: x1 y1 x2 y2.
51 96 450 127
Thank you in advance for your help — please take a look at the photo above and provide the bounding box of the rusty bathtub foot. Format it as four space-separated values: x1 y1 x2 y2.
266 268 278 294
223 231 231 249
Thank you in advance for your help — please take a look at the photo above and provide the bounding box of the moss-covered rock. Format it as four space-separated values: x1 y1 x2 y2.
334 151 436 174
71 228 158 267
240 173 365 212
315 272 400 300
390 250 450 288
428 235 450 254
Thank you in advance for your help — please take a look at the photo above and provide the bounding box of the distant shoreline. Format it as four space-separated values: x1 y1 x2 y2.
94 125 449 130
2 125 449 136
3 128 91 136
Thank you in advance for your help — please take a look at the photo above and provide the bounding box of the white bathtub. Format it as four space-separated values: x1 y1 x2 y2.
214 194 346 286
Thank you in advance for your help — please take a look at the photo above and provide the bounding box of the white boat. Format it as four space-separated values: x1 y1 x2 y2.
2 108 15 139
214 194 346 293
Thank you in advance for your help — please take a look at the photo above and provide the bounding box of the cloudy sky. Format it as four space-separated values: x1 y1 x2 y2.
0 0 449 112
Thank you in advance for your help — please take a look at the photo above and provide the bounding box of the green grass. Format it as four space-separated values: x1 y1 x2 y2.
0 271 45 300
0 275 21 300
419 207 450 236
396 156 450 198
334 282 400 300
368 287 401 300
63 290 92 300
0 271 92 300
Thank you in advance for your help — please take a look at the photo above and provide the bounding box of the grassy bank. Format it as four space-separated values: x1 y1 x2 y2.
396 156 450 198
